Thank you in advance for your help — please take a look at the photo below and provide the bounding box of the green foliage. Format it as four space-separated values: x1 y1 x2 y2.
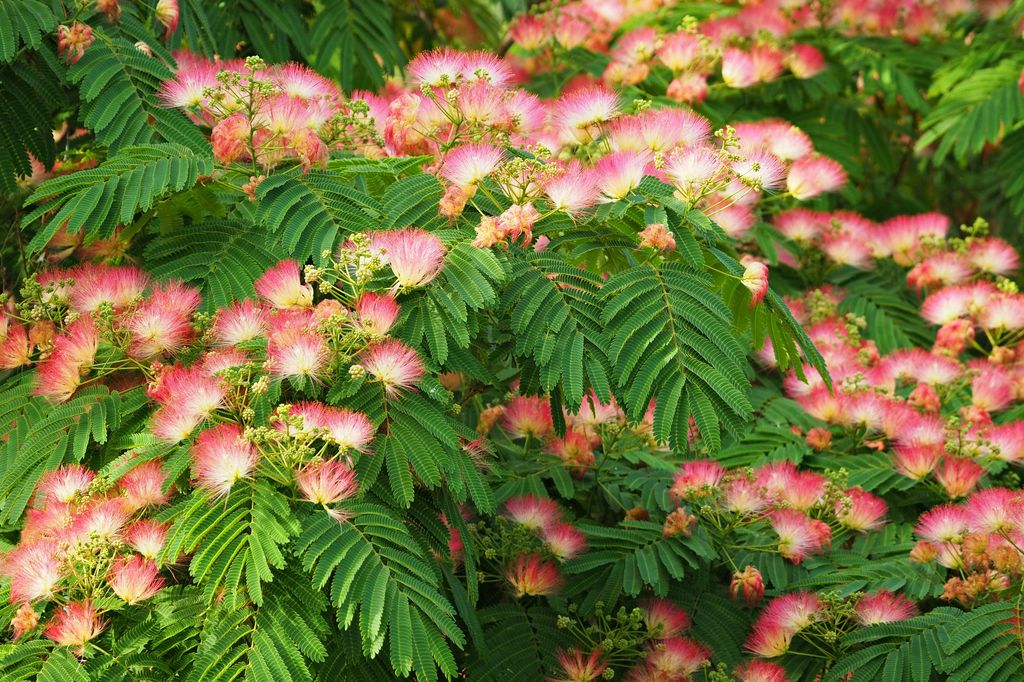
68 31 208 154
601 262 752 449
0 0 56 63
307 1 405 93
21 144 214 254
564 521 716 606
144 219 286 311
468 604 566 681
296 505 464 681
160 483 300 607
502 250 606 411
827 602 1024 682
0 383 146 525
0 57 63 193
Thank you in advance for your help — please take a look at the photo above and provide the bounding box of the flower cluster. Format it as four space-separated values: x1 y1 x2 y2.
1 463 172 651
744 589 917 661
911 487 1024 607
670 458 886 566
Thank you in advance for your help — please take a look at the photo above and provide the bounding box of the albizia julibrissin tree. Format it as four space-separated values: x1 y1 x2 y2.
2 1 1024 681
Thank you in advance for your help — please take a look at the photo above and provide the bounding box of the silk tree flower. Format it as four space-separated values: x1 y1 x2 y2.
640 637 711 680
268 329 329 381
369 228 446 288
119 460 173 511
915 504 969 543
255 260 313 309
541 522 587 561
637 223 676 252
595 151 648 200
509 14 549 50
787 44 827 78
44 601 106 653
551 647 607 682
741 260 769 307
836 488 888 531
149 365 226 441
502 495 562 530
108 555 165 604
554 86 620 143
357 338 426 396
69 264 149 313
657 32 702 73
729 565 765 607
505 553 561 597
5 541 61 604
770 509 827 564
934 457 985 499
734 660 790 682
501 395 553 438
439 143 504 190
732 150 784 191
641 599 691 639
126 281 201 359
968 237 1019 275
279 402 375 451
213 299 267 346
57 23 94 64
296 459 359 520
722 48 757 88
666 72 709 104
542 162 600 215
191 424 259 497
35 464 94 505
786 156 847 200
670 460 725 500
124 519 168 561
353 292 400 337
855 590 918 625
155 0 179 38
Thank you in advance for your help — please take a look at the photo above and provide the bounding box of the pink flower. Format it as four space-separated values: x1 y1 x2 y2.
915 504 969 543
968 238 1019 275
510 15 550 51
641 599 690 639
730 565 765 607
296 459 359 518
282 402 375 451
155 0 179 38
369 228 447 288
124 519 168 561
44 601 105 653
126 281 201 358
192 424 259 497
787 44 826 79
641 637 710 679
211 115 250 164
57 23 94 64
554 86 620 143
741 260 769 307
543 162 600 215
671 460 725 500
541 523 587 561
934 457 984 499
502 395 553 438
732 150 785 191
892 443 942 481
5 542 61 603
440 144 504 190
68 264 149 313
502 495 563 530
255 260 313 309
657 32 702 72
855 590 918 625
964 488 1021 534
666 72 708 104
35 464 94 505
837 488 888 531
213 299 267 345
108 555 164 604
357 339 425 396
770 510 824 564
551 647 607 682
722 48 757 88
735 660 790 682
506 553 561 597
353 292 400 336
149 365 226 441
119 460 173 511
786 156 847 200
34 317 99 403
637 223 676 252
408 47 466 87
594 150 648 200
